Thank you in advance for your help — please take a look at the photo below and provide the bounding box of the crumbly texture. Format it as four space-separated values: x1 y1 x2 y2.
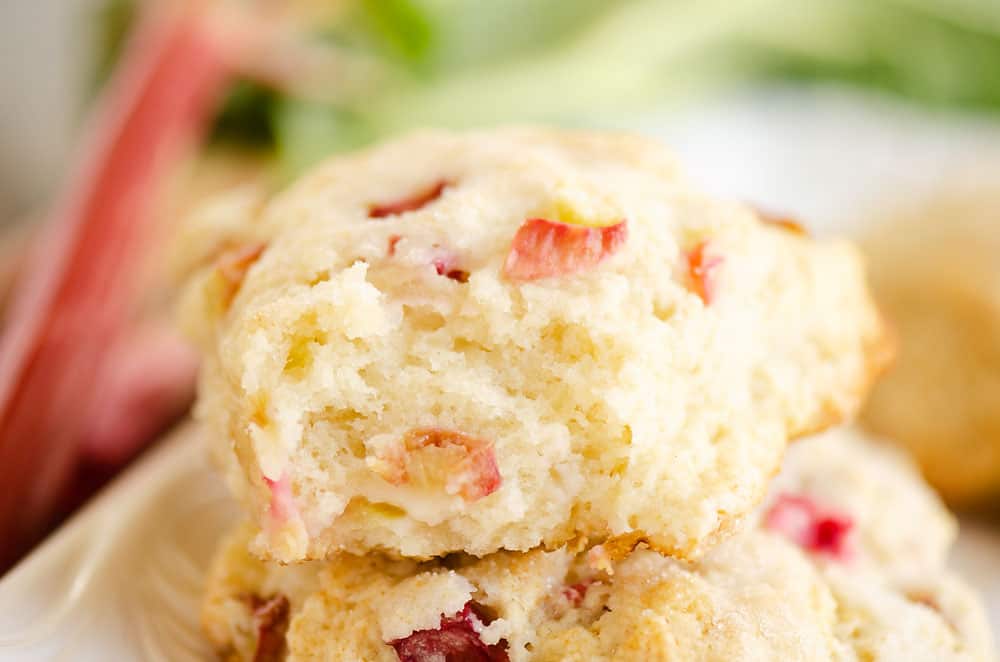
862 183 1000 505
201 428 994 661
181 127 889 562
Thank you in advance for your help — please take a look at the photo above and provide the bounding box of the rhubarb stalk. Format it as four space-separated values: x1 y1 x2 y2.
0 6 231 568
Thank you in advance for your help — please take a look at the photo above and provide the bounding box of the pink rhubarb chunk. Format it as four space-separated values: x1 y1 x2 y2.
431 255 470 283
385 237 469 282
502 218 627 281
387 234 403 256
389 602 508 662
264 474 297 523
248 593 290 662
382 428 501 501
685 240 723 305
561 580 597 608
369 180 448 218
764 493 854 560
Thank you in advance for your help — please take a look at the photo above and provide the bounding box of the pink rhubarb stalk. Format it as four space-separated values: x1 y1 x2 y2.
0 6 233 568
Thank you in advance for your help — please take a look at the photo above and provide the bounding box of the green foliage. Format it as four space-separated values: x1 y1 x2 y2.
90 0 135 95
210 80 280 148
273 99 374 178
94 0 1000 176
358 0 436 66
757 0 1000 111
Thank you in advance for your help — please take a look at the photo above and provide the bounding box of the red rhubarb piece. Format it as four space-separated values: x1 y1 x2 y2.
382 428 501 501
503 218 627 281
248 594 290 662
390 602 508 662
562 580 596 608
764 493 854 560
387 235 403 256
385 237 468 282
432 256 470 283
685 241 723 305
369 181 448 218
264 474 297 523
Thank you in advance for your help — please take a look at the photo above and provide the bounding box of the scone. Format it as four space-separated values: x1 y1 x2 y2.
201 427 994 661
181 128 890 562
862 183 1000 505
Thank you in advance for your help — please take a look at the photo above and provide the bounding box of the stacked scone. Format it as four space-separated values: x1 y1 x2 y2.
179 128 993 661
202 429 992 661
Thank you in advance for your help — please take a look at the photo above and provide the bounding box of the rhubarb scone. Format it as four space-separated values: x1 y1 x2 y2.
862 183 1000 505
201 428 994 662
180 127 890 562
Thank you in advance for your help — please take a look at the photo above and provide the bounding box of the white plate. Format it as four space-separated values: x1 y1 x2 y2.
2 89 1000 660
0 424 229 661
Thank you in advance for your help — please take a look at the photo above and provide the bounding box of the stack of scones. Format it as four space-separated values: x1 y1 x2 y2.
176 128 994 661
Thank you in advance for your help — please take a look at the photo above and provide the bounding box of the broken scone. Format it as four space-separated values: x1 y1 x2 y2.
181 128 889 562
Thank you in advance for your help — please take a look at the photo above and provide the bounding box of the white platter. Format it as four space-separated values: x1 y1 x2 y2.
0 424 230 661
2 89 1000 660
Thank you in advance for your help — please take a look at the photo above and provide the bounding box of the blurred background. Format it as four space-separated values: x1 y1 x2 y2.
2 0 1000 572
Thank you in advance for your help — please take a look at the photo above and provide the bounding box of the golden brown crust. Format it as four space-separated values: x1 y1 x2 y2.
793 308 896 442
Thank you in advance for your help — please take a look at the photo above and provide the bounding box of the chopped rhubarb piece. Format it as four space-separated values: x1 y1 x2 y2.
216 242 266 304
764 493 854 560
814 518 850 551
503 218 627 281
685 241 724 305
247 594 290 662
562 580 596 608
431 257 450 275
385 238 468 282
755 207 807 235
264 474 297 523
432 257 470 283
369 180 448 218
381 428 501 501
390 602 508 662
